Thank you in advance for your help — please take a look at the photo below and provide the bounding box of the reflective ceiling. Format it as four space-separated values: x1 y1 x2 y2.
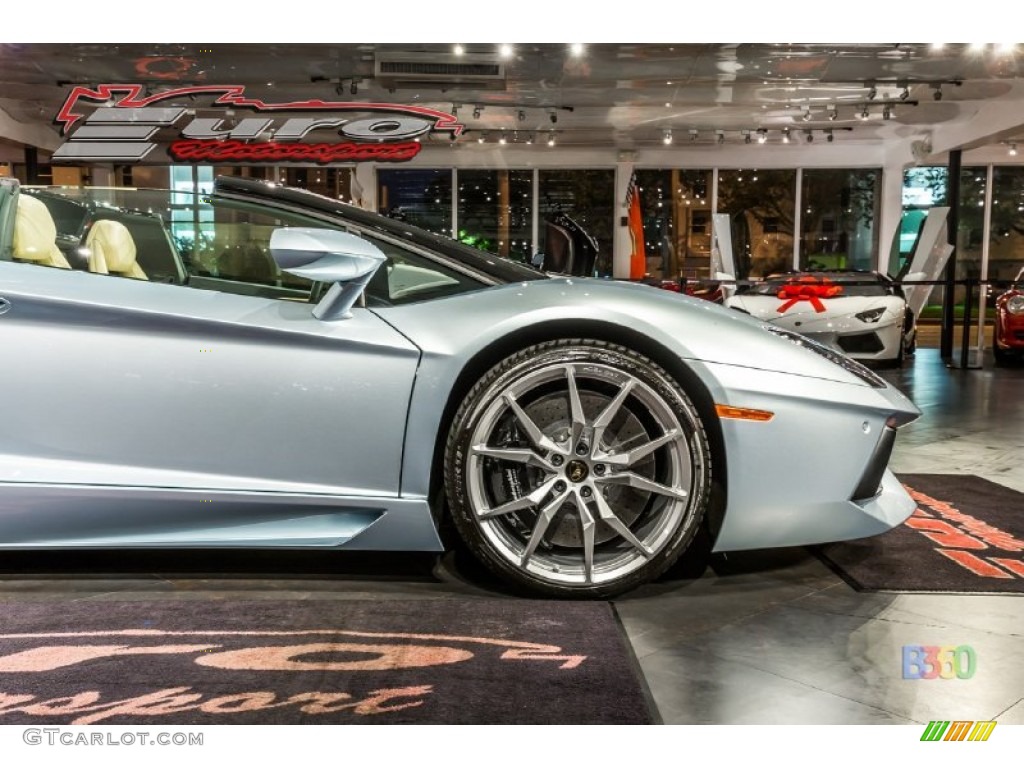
1 42 1022 152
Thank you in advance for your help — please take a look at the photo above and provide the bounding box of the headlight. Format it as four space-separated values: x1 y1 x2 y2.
764 325 887 388
855 307 886 323
1008 295 1024 315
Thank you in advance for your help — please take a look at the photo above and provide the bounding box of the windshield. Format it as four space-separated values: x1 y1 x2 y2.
742 271 893 297
214 176 547 285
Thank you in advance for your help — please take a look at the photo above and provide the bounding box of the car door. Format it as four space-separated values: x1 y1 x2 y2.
0 187 420 504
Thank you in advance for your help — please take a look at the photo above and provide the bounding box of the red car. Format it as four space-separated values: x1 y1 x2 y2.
994 266 1024 365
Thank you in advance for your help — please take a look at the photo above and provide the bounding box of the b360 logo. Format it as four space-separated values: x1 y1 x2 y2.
902 645 977 679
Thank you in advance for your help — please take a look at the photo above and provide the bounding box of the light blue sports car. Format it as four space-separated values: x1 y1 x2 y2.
0 176 920 597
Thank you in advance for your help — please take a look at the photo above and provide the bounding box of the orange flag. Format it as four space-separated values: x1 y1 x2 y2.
625 172 646 279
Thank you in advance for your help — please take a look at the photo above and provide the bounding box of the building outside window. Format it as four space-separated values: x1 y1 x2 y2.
799 168 880 272
456 169 533 264
377 168 452 237
716 169 796 279
634 169 713 281
538 169 615 276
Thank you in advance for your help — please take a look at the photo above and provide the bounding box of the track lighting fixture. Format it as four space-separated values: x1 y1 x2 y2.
860 107 870 120
498 132 507 145
350 80 358 95
782 128 791 144
867 84 877 100
1010 143 1019 156
453 44 465 56
716 131 725 145
663 128 673 145
933 85 943 101
826 129 834 143
517 110 526 122
499 44 514 59
743 130 752 144
549 111 558 124
805 130 813 143
473 106 482 119
689 128 699 141
899 86 910 101
883 106 892 120
828 105 838 121
757 129 767 144
547 131 556 147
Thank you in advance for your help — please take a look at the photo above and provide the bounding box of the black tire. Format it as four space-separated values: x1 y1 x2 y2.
444 339 712 598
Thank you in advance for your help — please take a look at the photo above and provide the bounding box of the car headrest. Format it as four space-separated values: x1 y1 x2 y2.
13 195 70 268
86 219 147 280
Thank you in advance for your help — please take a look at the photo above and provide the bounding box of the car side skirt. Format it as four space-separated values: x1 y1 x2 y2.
0 484 443 551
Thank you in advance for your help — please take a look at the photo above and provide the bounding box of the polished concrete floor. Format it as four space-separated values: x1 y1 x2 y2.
0 347 1021 725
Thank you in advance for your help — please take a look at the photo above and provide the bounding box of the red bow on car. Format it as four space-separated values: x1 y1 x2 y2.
777 276 844 313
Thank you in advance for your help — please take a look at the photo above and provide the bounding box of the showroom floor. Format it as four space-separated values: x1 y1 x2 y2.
1 348 1021 725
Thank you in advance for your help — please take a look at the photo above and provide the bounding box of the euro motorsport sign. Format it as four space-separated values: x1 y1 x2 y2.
53 85 465 165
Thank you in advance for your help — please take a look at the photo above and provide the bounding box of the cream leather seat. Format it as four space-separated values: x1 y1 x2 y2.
12 195 72 269
85 219 147 280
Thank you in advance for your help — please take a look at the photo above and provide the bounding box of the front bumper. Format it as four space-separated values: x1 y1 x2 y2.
692 360 919 552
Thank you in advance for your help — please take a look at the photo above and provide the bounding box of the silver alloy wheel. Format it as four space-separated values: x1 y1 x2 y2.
464 359 699 588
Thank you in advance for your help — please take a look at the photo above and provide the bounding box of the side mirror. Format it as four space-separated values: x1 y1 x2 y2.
270 228 386 320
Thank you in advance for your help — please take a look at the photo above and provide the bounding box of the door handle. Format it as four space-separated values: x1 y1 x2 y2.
0 297 10 315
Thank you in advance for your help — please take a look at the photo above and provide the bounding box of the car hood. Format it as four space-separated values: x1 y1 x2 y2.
374 277 891 389
727 293 895 321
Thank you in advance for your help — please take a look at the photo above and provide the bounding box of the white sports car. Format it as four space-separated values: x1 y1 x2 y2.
725 271 916 365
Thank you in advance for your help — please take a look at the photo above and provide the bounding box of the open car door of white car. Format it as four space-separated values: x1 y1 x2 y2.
901 206 954 318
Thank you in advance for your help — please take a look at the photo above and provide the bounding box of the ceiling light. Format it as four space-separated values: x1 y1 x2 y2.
828 105 838 121
526 133 534 145
859 107 870 120
549 111 558 124
716 131 725 145
867 84 877 100
757 129 767 144
802 108 812 122
499 44 514 59
805 130 813 143
968 43 987 53
517 109 526 122
930 43 946 53
826 129 834 143
547 132 556 147
473 106 482 119
743 131 752 144
663 128 673 145
499 132 507 145
1011 143 1019 156
782 128 791 144
689 128 699 141
933 85 943 101
570 43 585 57
453 44 465 56
899 86 910 101
350 80 358 96
883 106 892 120
996 43 1016 55
477 134 485 144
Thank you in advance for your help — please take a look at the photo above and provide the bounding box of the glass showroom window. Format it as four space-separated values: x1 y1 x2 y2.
456 169 533 264
276 167 353 202
800 169 880 272
538 169 615 276
988 166 1024 283
377 168 452 237
634 169 713 281
898 166 947 274
717 169 796 278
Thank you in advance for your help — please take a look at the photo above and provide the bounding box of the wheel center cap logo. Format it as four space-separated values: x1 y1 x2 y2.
566 460 589 483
